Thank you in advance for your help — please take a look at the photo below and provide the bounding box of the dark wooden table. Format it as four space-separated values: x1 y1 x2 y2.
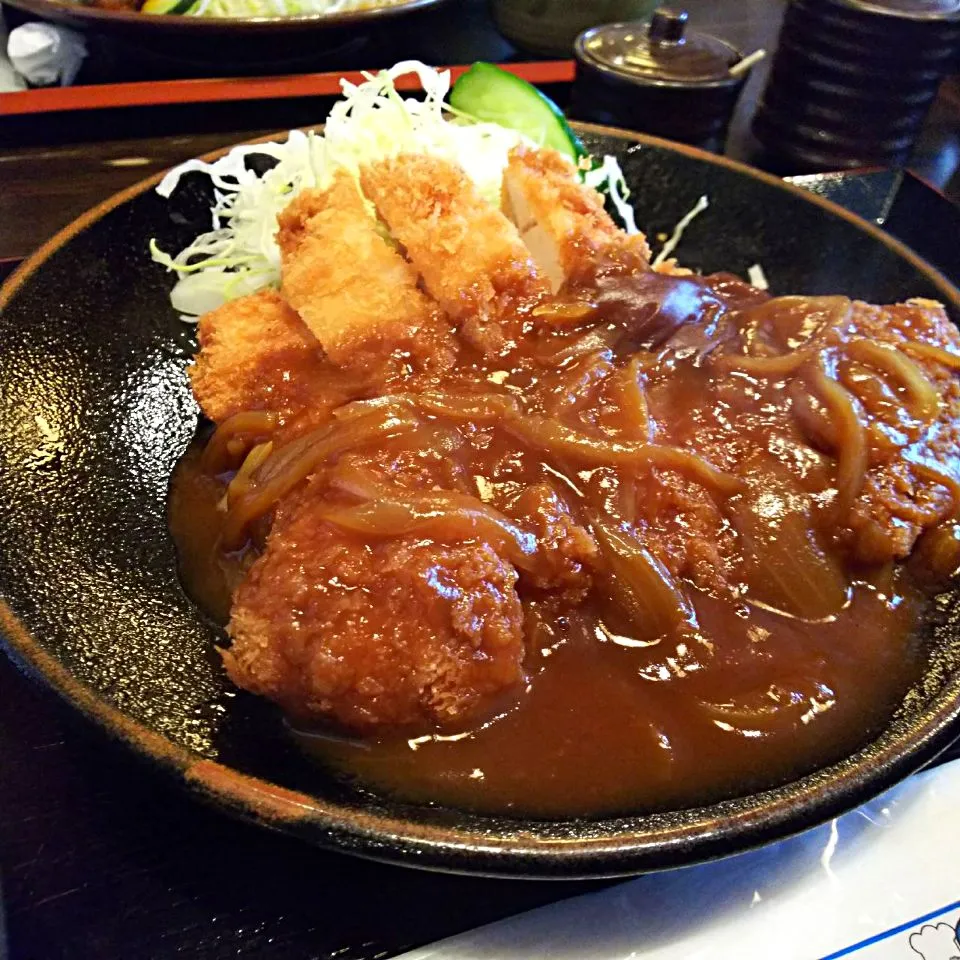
2 2 960 958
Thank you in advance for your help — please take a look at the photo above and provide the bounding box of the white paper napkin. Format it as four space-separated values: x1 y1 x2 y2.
400 757 960 960
7 19 86 86
0 6 27 92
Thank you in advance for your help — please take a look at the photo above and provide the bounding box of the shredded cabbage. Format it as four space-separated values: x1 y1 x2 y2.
748 263 769 290
651 195 709 268
151 62 640 320
582 154 638 236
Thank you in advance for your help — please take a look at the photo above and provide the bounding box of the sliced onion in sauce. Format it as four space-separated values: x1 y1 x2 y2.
531 298 599 326
731 457 850 622
591 515 698 643
616 355 653 441
908 457 960 516
226 441 274 506
508 415 743 497
736 296 852 354
846 338 940 423
535 326 620 365
806 356 868 521
331 395 416 421
698 679 836 736
902 340 960 371
221 408 419 549
201 410 278 475
715 347 814 377
416 392 521 423
323 464 540 572
545 351 615 416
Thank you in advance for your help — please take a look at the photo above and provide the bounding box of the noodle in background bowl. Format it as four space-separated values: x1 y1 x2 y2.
1 125 960 879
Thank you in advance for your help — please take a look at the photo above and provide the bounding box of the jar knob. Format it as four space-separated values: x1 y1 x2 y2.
648 8 689 43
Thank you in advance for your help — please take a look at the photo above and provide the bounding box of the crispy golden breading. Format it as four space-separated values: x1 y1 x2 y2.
224 487 526 731
189 288 323 423
502 145 651 291
360 154 547 345
652 258 695 277
277 174 435 363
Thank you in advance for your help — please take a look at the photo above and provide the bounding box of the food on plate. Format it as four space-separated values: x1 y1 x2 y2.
228 497 528 730
448 61 585 162
502 144 651 290
189 288 325 423
93 0 414 19
360 153 548 350
277 172 439 363
160 64 960 816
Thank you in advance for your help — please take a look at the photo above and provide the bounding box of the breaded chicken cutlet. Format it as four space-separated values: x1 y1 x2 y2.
361 153 548 350
190 174 460 433
224 481 526 731
277 172 440 364
189 288 325 423
650 295 960 593
805 298 960 565
502 145 652 291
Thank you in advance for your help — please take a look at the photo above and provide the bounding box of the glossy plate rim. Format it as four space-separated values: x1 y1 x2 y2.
2 123 960 879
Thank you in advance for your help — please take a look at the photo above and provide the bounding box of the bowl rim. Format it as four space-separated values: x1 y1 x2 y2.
1 0 445 31
2 122 960 879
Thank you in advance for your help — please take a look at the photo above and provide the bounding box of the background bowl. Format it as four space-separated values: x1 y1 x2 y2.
0 0 449 61
1 126 960 879
490 0 658 57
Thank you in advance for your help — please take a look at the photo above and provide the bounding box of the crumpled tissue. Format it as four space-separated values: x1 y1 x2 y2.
0 7 27 91
7 20 86 86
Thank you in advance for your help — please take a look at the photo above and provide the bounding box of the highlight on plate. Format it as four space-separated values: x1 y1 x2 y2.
156 62 960 817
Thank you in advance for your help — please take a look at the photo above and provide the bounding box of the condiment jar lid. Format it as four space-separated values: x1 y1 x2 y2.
575 8 742 86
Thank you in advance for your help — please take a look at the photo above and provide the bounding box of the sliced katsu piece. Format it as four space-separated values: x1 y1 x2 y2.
224 479 527 732
189 287 327 424
360 153 548 350
501 145 651 291
277 171 439 364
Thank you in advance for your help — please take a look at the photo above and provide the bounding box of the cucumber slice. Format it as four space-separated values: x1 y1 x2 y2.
450 62 584 162
142 0 197 15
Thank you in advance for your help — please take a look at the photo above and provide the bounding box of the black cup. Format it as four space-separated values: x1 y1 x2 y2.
753 0 960 171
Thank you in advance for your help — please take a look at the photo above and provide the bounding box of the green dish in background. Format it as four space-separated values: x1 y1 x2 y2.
491 0 658 57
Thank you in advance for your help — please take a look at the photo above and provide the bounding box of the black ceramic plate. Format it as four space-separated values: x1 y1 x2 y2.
2 126 960 880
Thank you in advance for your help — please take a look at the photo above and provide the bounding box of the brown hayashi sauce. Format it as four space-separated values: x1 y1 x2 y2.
170 271 960 816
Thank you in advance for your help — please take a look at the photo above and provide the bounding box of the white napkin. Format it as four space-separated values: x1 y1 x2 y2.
400 757 960 960
0 6 27 92
7 20 86 86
